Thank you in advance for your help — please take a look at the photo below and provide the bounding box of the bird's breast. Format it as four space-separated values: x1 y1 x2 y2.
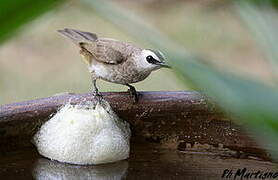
89 62 151 84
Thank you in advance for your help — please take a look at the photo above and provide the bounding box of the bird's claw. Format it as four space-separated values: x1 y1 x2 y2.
128 88 138 103
92 90 103 105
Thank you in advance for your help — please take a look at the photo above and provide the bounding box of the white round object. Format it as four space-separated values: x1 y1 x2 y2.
33 100 131 165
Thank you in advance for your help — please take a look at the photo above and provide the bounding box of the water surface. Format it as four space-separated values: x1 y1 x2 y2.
0 145 276 180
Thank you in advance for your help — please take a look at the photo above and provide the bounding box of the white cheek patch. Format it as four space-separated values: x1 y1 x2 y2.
142 49 159 61
137 49 160 69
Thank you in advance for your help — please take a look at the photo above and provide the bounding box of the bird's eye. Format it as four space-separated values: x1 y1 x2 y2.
146 55 160 64
146 55 153 61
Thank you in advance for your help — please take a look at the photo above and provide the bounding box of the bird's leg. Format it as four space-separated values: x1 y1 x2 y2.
92 79 103 103
126 84 138 103
92 79 99 96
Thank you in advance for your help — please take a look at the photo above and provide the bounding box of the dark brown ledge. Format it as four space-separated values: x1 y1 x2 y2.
0 91 270 160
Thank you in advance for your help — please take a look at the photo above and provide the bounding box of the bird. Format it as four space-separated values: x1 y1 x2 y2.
57 28 170 102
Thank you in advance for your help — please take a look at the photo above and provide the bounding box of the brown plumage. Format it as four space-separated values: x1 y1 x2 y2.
58 28 169 102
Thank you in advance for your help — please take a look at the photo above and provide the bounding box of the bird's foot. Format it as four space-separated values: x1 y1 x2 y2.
127 86 138 103
92 90 103 105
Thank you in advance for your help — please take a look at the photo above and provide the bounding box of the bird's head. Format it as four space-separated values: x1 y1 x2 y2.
137 49 170 71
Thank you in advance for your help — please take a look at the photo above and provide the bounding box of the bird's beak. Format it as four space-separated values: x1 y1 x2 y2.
159 62 171 68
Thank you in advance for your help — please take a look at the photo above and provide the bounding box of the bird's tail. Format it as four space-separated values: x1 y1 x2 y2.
57 28 98 45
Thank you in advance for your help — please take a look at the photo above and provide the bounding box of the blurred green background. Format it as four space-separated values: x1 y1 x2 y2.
0 0 271 104
1 0 278 160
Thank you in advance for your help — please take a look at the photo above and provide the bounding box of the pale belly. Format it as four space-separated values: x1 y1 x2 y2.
89 64 151 85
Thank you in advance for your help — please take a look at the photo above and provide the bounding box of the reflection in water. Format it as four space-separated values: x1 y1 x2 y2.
32 158 128 180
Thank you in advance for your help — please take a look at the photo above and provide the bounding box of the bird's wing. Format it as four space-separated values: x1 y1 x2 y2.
80 40 125 65
58 28 125 65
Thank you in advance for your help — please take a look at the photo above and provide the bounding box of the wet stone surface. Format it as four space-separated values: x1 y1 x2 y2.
0 144 277 180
